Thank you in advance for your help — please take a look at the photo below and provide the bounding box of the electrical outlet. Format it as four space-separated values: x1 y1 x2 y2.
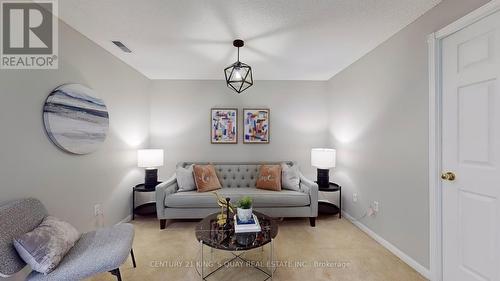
352 193 358 203
367 207 374 216
373 201 379 213
94 204 103 216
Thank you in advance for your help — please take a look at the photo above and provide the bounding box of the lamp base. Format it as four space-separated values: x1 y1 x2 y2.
144 168 158 189
316 168 330 188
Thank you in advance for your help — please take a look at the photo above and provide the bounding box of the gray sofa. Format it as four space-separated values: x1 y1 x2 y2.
155 162 318 229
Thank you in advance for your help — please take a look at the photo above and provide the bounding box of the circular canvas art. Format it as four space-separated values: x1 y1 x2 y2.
43 84 109 154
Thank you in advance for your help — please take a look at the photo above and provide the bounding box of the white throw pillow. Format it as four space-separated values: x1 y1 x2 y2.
281 163 301 191
176 164 196 192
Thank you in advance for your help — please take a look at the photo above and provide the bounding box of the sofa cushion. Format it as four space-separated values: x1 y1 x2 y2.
176 164 196 192
213 164 260 188
165 188 310 208
281 163 300 191
193 165 221 192
256 165 282 191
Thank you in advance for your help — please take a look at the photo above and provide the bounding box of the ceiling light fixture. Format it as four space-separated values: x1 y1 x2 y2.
224 39 253 94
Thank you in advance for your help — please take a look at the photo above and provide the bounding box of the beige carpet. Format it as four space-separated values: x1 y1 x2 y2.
88 215 426 281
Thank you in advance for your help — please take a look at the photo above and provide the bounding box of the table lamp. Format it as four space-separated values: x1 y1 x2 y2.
138 149 164 189
311 148 336 188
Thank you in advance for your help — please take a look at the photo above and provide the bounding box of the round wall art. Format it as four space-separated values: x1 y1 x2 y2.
43 84 109 155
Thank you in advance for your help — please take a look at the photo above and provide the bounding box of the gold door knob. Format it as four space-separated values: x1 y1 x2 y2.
441 171 456 181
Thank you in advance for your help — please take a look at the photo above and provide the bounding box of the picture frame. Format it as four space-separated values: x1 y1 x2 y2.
243 108 270 144
211 108 238 144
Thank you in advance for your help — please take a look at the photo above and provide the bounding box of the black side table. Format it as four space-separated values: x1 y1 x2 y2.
132 184 158 220
318 182 342 218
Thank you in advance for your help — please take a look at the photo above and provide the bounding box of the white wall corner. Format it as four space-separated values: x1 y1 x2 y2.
343 212 431 280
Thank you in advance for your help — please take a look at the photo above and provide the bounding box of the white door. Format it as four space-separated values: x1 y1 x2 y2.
441 9 500 281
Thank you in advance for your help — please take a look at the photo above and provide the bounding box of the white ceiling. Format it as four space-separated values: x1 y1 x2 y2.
59 0 440 80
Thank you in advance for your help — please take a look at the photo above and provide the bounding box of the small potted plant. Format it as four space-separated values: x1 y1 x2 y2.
237 196 253 222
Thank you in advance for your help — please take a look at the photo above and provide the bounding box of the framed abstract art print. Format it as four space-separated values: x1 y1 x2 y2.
211 108 238 144
243 108 270 144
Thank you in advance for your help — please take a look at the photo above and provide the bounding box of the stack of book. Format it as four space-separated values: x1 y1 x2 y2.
234 214 261 233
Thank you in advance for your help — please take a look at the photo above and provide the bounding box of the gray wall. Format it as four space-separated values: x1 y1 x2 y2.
326 0 489 269
0 21 150 233
149 80 329 180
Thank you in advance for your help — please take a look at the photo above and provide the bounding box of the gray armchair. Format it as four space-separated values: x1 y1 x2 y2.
0 198 136 281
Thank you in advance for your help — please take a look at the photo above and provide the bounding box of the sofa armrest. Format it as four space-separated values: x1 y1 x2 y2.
299 174 318 217
155 176 178 218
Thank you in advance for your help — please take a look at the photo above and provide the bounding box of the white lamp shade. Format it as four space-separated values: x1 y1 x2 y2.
137 149 164 168
311 148 336 169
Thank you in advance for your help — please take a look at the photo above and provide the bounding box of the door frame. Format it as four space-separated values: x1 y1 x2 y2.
428 1 500 280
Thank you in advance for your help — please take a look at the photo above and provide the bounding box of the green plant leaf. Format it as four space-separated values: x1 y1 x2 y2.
238 196 253 209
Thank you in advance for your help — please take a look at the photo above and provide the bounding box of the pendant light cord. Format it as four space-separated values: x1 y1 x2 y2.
237 47 240 62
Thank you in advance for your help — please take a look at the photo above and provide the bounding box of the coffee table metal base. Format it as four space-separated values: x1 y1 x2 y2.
197 239 275 281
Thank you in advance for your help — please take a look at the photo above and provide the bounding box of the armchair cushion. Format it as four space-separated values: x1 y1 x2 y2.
0 198 48 277
26 223 134 281
14 216 80 274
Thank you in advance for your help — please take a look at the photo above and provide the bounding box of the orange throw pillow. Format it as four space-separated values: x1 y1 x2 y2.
193 164 222 192
256 165 282 191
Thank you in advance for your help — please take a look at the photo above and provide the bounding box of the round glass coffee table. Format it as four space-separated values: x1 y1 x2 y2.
195 211 278 280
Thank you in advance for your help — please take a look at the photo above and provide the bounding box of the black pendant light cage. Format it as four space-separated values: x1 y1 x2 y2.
224 39 253 93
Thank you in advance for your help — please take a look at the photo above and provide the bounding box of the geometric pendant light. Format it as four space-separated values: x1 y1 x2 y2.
224 39 254 93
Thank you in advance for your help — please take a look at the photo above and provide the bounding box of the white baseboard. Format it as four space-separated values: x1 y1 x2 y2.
118 215 132 224
343 212 431 280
